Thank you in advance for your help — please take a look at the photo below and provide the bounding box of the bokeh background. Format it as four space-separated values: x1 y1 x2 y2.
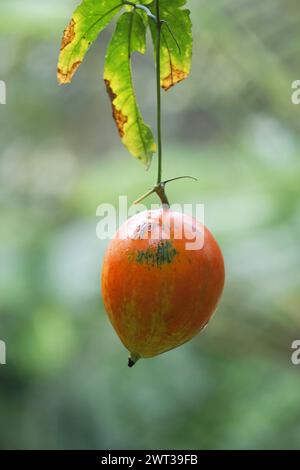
1 0 300 450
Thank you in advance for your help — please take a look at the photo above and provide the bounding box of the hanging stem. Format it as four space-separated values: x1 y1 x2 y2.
132 0 196 207
152 0 170 207
156 0 162 186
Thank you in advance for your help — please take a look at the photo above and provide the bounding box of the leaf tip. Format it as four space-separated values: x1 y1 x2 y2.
57 61 82 85
162 68 189 91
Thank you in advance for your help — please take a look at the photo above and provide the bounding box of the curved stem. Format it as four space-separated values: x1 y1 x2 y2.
133 183 169 206
124 2 157 22
163 176 198 184
134 187 156 205
156 0 162 185
133 177 197 205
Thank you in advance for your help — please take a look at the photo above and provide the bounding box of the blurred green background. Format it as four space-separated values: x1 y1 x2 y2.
1 0 300 450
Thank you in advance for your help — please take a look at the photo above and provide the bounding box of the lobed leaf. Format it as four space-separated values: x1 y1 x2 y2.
150 0 192 91
104 10 156 165
57 0 123 85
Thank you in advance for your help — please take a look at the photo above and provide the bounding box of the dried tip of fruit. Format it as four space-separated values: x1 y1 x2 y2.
128 353 140 368
128 358 135 368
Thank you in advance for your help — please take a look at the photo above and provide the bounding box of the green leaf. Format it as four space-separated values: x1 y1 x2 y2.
150 0 192 91
57 0 123 84
104 10 156 165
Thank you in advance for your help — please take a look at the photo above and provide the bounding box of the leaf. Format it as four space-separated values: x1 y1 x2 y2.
57 0 123 85
150 0 192 91
104 10 156 165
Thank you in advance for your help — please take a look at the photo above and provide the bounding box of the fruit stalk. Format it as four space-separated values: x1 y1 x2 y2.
133 0 197 207
154 0 170 207
156 0 162 186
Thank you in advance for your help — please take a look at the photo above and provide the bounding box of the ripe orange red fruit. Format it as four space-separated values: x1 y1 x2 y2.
102 208 225 366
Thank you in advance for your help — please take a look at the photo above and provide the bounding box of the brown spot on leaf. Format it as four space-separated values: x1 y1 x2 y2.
162 68 188 91
104 79 128 138
60 19 76 51
57 61 82 85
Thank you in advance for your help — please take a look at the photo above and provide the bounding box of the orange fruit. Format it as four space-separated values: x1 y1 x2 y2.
102 208 225 366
